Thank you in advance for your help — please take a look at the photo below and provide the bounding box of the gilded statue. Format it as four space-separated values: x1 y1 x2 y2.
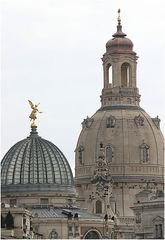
28 100 42 127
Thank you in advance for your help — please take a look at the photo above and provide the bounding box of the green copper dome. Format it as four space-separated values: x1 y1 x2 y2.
1 127 75 195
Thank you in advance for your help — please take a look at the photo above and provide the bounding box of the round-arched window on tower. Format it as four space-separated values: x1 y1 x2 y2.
121 63 131 87
104 63 113 88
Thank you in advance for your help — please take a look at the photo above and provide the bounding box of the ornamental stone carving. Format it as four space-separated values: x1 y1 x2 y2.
134 114 144 126
82 116 94 128
152 116 160 129
91 143 113 199
135 212 141 224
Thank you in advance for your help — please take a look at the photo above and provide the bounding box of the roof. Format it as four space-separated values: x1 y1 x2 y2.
31 206 104 220
136 189 152 197
1 127 75 195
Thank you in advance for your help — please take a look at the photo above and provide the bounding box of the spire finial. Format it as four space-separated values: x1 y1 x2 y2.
117 8 121 25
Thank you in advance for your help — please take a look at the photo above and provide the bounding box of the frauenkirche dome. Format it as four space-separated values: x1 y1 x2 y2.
75 10 164 217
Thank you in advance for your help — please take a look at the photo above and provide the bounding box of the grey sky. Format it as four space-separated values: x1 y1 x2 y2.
1 0 164 173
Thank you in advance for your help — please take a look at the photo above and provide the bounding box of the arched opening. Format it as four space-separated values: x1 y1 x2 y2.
5 211 14 229
105 64 112 88
84 229 102 239
96 200 102 214
121 63 131 87
49 229 58 239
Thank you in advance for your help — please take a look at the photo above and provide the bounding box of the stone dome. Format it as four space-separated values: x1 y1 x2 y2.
105 21 134 54
75 105 164 183
106 37 133 53
1 127 75 195
75 10 164 219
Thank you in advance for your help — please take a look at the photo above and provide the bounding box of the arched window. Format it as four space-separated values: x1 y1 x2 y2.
139 142 150 163
106 145 114 163
105 64 112 88
106 116 116 128
6 211 14 229
155 224 163 239
49 229 58 239
153 216 164 239
96 200 102 214
121 63 131 87
84 229 102 239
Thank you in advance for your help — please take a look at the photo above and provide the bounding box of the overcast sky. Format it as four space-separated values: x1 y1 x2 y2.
1 0 164 174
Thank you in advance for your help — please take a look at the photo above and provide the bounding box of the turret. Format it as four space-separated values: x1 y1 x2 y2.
101 9 140 107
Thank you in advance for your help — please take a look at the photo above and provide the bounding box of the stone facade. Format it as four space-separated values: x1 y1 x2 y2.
131 190 164 239
75 12 164 239
1 11 164 240
1 127 114 239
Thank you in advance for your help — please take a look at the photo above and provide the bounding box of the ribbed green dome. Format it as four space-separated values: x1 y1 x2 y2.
1 127 75 194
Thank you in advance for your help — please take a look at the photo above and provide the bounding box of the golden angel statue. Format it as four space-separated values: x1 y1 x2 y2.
28 100 42 127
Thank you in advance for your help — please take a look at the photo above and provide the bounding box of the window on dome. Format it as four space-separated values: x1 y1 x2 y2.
139 142 150 163
121 63 131 87
106 145 114 163
106 116 116 128
77 145 84 165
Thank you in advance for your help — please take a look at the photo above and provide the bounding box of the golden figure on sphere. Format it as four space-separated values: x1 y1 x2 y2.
28 100 42 127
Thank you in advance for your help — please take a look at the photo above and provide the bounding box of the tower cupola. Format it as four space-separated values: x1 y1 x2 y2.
106 10 134 54
101 9 140 108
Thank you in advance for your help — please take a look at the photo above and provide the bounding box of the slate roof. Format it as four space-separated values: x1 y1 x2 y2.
31 206 103 220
